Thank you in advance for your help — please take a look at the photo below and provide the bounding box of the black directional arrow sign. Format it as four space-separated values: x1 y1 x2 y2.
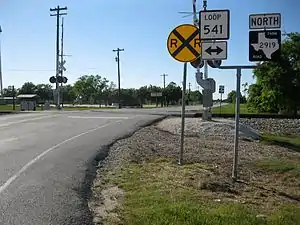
201 41 227 60
205 46 223 55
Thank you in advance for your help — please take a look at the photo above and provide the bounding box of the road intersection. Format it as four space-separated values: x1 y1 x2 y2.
0 110 162 225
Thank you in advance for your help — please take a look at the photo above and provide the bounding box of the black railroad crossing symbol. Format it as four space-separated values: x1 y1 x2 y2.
167 24 201 62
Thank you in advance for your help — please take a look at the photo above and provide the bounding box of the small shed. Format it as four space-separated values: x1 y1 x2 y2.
17 94 39 111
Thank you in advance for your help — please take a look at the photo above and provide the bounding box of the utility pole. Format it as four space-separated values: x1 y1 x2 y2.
50 5 67 109
12 85 15 110
60 17 65 107
161 73 168 106
0 26 3 99
203 0 208 80
188 82 191 105
161 73 168 89
113 48 124 109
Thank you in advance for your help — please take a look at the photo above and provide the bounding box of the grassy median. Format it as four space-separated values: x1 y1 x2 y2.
211 103 251 114
102 158 300 225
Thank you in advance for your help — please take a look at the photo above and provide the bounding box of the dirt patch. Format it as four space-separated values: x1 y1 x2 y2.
89 119 300 224
89 185 124 225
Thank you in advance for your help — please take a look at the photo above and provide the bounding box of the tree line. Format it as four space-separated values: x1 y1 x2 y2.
216 32 300 116
247 33 300 115
2 75 203 107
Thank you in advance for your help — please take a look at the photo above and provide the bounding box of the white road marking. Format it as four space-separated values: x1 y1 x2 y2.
68 116 129 119
0 115 56 129
0 120 123 194
0 137 19 143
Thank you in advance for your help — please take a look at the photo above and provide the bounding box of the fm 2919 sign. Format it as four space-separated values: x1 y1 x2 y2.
249 30 281 61
199 9 230 40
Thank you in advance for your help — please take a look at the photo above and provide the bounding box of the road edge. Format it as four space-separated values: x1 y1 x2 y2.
78 115 168 224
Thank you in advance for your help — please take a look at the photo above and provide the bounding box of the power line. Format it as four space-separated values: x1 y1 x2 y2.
7 69 55 72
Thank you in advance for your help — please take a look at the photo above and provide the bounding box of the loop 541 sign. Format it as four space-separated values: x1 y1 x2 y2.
167 24 201 62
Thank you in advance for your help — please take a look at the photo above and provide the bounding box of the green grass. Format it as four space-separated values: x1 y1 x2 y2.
262 134 300 152
0 104 44 111
212 103 254 114
106 159 300 225
62 106 112 111
254 159 300 177
0 104 114 112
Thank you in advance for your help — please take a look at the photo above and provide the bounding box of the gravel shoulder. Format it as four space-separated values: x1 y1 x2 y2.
88 117 300 224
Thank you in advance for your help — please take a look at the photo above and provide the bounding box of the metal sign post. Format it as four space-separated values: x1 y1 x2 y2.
167 23 199 165
179 62 187 165
219 85 225 114
218 65 257 181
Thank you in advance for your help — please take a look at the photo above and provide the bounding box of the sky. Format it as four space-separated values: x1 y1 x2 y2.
0 0 299 99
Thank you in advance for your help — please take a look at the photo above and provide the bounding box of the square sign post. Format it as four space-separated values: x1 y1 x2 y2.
167 24 200 165
218 66 257 181
218 85 225 114
198 9 230 121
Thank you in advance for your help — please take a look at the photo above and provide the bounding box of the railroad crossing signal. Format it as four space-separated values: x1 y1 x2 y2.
49 76 68 84
167 24 201 62
190 58 204 69
59 60 67 71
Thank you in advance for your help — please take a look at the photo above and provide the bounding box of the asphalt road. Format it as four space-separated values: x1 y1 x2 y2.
0 111 162 225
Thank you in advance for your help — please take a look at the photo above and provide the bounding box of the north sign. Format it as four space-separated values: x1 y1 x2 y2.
199 9 230 40
249 13 281 29
201 41 227 60
167 24 201 62
249 30 281 61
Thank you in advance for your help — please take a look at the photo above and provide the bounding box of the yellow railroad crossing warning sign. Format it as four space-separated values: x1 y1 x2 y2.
167 24 201 62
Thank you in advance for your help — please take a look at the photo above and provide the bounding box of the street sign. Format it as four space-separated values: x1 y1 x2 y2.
201 41 227 60
190 58 204 69
167 24 201 62
249 13 281 29
207 60 222 68
199 9 230 40
151 92 163 97
249 30 281 61
219 85 225 94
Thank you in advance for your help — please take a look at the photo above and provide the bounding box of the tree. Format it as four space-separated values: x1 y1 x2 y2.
189 90 202 103
164 82 181 105
35 84 53 101
18 82 37 94
137 86 150 106
61 84 76 103
248 32 300 115
3 86 16 97
227 90 246 104
73 75 109 104
102 81 116 105
227 90 236 103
